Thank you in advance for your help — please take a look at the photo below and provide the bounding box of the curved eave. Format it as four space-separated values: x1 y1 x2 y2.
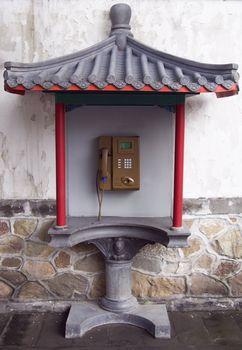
4 34 239 98
4 81 239 98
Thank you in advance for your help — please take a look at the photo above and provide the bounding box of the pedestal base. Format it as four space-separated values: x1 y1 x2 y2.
100 295 138 313
66 302 170 339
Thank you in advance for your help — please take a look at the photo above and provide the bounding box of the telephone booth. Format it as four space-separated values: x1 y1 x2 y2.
4 3 239 338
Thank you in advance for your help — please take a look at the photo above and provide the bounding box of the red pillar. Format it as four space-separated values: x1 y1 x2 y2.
173 104 185 228
55 102 66 227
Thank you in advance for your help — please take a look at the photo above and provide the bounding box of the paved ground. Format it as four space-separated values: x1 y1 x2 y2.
1 309 242 349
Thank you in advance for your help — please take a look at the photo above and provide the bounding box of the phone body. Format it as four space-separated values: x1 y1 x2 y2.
98 136 140 191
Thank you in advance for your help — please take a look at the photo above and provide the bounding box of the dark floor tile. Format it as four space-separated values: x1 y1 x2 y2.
0 348 51 350
106 323 194 349
203 312 242 346
2 310 242 350
0 314 11 337
56 348 121 350
107 324 146 346
196 346 242 350
56 344 195 350
36 311 74 347
105 346 196 350
171 311 211 346
73 325 109 346
232 312 242 331
0 313 44 347
107 321 182 348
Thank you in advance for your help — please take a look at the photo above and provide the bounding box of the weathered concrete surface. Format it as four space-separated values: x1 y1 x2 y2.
0 0 242 201
1 310 242 348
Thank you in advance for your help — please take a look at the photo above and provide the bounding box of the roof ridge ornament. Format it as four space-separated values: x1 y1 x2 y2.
110 3 133 44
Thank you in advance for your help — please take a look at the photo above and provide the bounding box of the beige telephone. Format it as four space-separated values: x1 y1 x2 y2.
98 136 140 191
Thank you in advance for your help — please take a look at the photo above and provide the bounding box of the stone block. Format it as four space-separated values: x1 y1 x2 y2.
30 200 56 216
212 228 242 259
74 253 105 273
29 219 54 242
190 273 228 296
214 260 240 278
1 257 22 268
183 219 195 230
209 198 242 215
0 281 13 298
0 270 26 286
162 261 179 274
13 219 37 237
0 200 25 217
0 220 10 236
140 243 180 262
89 273 106 298
132 271 186 298
0 236 24 254
70 242 98 255
23 260 55 279
176 261 192 274
54 251 71 269
194 254 214 272
199 219 225 237
229 216 238 224
183 198 210 215
180 236 203 258
228 271 242 296
132 254 162 274
26 241 55 258
16 282 51 300
44 273 88 298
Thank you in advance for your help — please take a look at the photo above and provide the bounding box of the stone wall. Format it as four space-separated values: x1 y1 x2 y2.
0 216 104 301
133 216 242 301
1 208 242 308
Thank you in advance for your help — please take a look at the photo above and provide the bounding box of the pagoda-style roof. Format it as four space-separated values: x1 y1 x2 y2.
4 3 239 97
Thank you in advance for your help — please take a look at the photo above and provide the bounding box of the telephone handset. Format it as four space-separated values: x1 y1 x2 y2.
101 148 109 181
98 136 140 191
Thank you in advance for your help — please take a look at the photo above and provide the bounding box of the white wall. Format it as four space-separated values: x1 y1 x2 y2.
0 0 242 200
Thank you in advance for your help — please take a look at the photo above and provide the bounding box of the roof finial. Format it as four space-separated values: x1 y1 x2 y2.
110 3 132 36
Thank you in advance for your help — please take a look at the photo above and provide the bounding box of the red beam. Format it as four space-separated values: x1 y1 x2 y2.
4 83 25 95
55 103 66 227
173 104 185 228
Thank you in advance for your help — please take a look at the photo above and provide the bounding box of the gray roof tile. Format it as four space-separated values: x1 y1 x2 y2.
3 3 239 95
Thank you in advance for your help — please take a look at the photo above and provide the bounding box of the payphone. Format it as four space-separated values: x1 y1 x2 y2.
98 136 140 191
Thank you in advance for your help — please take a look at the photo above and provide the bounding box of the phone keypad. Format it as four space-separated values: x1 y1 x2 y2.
124 158 132 169
117 158 133 169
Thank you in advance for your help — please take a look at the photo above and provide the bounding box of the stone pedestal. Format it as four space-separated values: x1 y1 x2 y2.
100 260 138 312
49 217 190 339
66 237 171 338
